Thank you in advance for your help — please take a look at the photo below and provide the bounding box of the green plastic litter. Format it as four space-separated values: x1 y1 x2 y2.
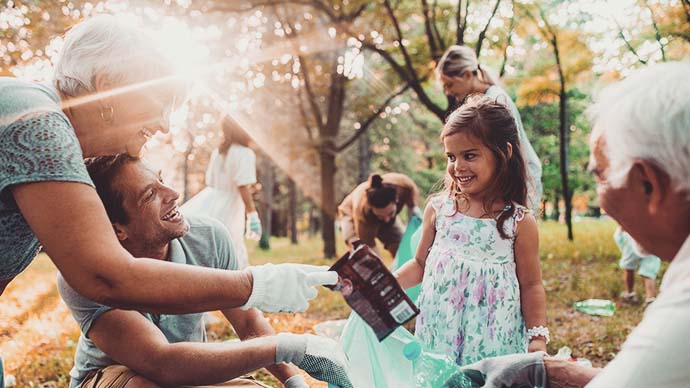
392 215 423 302
330 216 426 388
573 299 616 317
333 312 418 388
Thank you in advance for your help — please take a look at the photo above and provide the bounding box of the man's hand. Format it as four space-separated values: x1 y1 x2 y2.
444 351 548 388
246 211 262 241
242 264 337 313
284 374 309 388
276 333 353 388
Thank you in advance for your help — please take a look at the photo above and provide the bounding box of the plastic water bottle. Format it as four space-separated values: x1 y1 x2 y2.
403 341 458 388
573 299 615 317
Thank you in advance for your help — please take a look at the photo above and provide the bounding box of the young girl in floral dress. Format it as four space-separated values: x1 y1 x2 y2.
395 96 548 366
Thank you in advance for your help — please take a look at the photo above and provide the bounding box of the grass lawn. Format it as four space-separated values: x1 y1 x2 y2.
0 218 658 387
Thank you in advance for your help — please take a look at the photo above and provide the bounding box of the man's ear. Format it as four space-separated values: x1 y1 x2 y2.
630 160 670 215
112 223 128 242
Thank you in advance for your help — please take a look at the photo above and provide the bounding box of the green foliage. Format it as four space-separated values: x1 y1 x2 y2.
518 88 595 208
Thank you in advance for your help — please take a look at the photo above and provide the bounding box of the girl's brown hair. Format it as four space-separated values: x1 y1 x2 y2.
440 95 528 239
218 115 252 154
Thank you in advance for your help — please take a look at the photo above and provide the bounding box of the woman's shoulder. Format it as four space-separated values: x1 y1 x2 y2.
0 77 62 127
0 111 91 192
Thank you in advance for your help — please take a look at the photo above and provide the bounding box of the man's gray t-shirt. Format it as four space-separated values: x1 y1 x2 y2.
57 216 238 388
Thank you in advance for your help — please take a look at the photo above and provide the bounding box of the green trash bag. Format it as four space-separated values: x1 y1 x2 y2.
392 215 423 302
331 312 417 388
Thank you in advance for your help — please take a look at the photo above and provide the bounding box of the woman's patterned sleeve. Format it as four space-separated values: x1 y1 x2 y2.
0 112 93 194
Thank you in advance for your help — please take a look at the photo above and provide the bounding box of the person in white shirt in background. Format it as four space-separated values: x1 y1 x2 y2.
445 61 690 388
183 115 261 268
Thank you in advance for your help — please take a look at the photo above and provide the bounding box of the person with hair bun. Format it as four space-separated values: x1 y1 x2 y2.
337 173 421 257
437 45 542 212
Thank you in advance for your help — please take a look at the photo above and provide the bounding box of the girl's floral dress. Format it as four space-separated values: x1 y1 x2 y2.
415 195 528 366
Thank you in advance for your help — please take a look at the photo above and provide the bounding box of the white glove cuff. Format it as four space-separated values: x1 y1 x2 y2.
276 333 306 365
284 374 307 388
241 265 270 310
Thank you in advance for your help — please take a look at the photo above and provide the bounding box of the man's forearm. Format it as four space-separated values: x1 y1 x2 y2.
107 259 253 314
545 357 602 388
224 308 302 383
150 336 278 386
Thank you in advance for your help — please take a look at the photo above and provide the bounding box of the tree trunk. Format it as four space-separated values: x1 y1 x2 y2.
259 157 275 250
557 73 573 240
553 193 560 221
288 177 298 244
320 150 337 258
308 202 320 237
358 132 371 182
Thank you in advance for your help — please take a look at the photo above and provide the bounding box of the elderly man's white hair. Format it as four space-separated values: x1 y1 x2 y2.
589 61 690 196
54 14 174 97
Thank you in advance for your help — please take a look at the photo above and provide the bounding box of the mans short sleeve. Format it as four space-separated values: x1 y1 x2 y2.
0 112 93 196
229 147 257 187
56 273 112 337
209 219 239 271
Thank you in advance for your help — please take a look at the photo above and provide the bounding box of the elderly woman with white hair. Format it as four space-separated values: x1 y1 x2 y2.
0 15 352 388
436 46 543 211
444 61 690 388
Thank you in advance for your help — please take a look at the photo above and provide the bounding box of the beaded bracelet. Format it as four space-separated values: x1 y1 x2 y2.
527 325 550 344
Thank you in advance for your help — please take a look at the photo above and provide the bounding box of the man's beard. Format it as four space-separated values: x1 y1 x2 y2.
138 227 186 257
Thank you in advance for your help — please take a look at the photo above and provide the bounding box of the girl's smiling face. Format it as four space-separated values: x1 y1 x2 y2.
444 131 498 199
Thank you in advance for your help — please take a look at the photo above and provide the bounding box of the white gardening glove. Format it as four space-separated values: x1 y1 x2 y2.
246 211 262 241
242 264 338 312
276 333 353 388
284 375 309 388
445 351 548 388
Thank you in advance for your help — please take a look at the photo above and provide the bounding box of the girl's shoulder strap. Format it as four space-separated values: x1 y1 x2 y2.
513 203 528 222
429 192 452 214
511 203 530 235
